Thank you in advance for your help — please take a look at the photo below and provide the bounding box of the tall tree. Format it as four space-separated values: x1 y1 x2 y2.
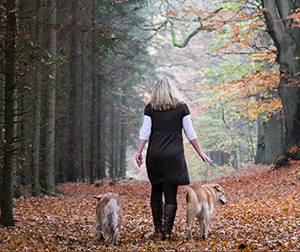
110 98 115 179
44 0 57 193
80 23 86 180
0 0 16 227
89 0 96 185
96 75 105 179
261 0 300 167
68 0 79 182
31 0 45 197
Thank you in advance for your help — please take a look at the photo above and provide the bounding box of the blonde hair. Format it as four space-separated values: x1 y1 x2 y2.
149 78 184 110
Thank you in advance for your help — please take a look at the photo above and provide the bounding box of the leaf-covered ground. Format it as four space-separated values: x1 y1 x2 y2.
1 161 299 251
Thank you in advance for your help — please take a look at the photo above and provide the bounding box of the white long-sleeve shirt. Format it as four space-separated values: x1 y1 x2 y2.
139 114 197 141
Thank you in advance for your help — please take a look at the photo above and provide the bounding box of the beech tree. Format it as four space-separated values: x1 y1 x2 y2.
261 0 300 167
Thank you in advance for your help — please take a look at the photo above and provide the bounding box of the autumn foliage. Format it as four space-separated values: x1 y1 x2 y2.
209 68 281 120
0 161 299 251
168 4 282 121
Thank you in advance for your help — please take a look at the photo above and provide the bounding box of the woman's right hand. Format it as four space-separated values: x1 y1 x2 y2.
136 139 147 167
136 152 143 167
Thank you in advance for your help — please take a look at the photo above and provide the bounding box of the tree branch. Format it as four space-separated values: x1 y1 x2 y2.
170 7 222 48
262 0 285 58
275 0 293 28
170 20 203 48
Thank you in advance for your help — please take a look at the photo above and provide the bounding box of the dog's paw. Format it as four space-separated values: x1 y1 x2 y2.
100 232 104 240
187 231 193 240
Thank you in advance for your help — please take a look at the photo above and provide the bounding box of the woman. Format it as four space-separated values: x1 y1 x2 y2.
136 77 212 240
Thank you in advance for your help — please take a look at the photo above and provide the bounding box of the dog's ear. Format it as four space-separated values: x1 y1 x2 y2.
93 195 102 201
211 184 222 192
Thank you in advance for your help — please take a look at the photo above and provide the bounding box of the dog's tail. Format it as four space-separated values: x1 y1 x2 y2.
104 199 120 231
186 186 201 213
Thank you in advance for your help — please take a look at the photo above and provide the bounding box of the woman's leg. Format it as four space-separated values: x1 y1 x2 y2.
150 183 164 236
163 181 178 239
151 182 163 203
163 181 178 205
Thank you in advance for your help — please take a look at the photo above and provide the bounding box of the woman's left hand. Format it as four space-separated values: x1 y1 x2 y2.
200 152 213 164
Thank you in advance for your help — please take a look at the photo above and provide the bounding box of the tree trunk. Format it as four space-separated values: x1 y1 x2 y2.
233 144 241 170
80 33 85 180
110 99 115 179
0 76 3 205
119 123 127 178
255 116 266 163
18 93 30 186
96 76 105 179
114 99 121 178
255 111 284 164
119 95 127 178
44 0 57 193
31 0 44 197
0 0 16 227
89 0 96 185
262 0 300 168
67 1 78 182
264 111 284 163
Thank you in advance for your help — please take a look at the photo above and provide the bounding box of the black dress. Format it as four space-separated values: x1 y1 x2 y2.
145 103 190 186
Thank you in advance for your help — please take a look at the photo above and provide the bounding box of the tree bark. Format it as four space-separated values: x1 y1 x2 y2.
31 0 44 197
119 123 127 177
114 98 121 179
0 77 3 206
255 112 284 164
0 0 16 227
68 1 78 182
80 30 85 180
255 116 266 163
89 0 96 185
119 95 127 178
96 76 105 179
262 0 300 167
264 112 284 163
110 99 115 179
80 28 85 181
44 0 57 193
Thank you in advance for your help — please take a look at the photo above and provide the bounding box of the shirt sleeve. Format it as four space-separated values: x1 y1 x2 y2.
182 103 190 117
144 104 152 116
182 114 197 141
139 115 152 140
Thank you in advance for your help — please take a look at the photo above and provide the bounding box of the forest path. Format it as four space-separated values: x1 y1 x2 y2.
0 162 299 251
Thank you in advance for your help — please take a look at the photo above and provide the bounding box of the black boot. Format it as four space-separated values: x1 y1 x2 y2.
151 202 163 237
163 204 177 240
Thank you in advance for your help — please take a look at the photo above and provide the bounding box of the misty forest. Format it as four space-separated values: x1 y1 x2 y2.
0 0 300 251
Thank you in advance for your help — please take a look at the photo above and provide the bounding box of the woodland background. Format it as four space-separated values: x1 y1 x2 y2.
1 0 300 237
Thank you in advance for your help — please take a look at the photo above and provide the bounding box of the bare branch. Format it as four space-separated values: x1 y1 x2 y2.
170 20 203 48
170 7 222 48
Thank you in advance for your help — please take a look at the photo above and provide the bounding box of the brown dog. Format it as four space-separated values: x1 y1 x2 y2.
186 184 227 240
93 193 123 245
